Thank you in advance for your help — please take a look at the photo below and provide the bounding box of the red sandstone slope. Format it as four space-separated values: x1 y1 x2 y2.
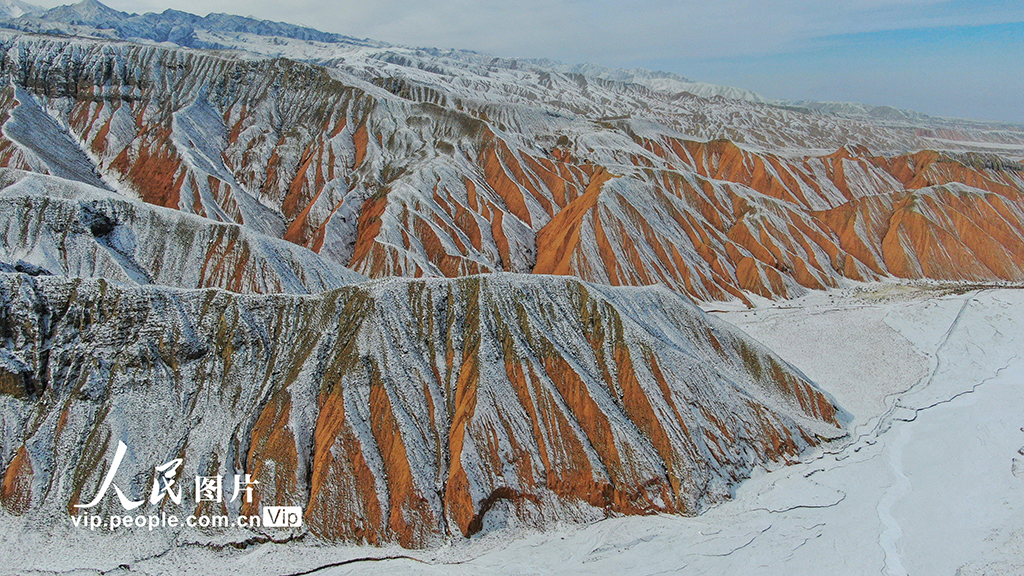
533 138 1024 300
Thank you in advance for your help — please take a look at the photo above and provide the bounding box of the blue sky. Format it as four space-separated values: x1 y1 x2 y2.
34 0 1024 123
659 21 1024 123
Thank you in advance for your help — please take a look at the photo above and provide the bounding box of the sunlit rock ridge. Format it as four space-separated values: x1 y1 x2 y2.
0 0 1018 549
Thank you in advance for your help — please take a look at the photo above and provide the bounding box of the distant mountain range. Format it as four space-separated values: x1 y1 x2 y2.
0 0 1009 126
0 0 368 45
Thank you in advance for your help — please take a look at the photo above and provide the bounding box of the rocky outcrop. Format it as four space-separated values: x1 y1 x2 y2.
0 272 844 547
0 169 364 293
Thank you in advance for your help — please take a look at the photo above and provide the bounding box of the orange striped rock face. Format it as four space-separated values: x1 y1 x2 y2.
540 138 1024 301
0 273 844 546
1 36 1022 303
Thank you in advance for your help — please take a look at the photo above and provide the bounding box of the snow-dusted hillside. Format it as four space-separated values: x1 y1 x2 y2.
0 270 844 547
0 169 365 292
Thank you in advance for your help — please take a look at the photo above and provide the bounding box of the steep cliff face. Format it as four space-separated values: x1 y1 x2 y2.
0 31 1021 302
0 272 844 547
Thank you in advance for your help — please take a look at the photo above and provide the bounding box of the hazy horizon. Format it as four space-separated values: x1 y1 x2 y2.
25 0 1024 124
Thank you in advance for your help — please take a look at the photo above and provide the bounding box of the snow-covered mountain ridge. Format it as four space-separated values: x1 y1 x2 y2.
0 0 378 47
0 1 1017 132
0 0 40 20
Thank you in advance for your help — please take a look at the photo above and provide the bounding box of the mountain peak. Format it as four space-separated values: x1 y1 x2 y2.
43 0 127 24
71 0 116 10
0 0 42 19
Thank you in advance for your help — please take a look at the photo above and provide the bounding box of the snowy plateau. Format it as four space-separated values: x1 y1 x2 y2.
0 1 1021 575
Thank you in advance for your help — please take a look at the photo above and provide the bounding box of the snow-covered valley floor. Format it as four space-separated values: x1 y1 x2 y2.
4 284 1023 575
